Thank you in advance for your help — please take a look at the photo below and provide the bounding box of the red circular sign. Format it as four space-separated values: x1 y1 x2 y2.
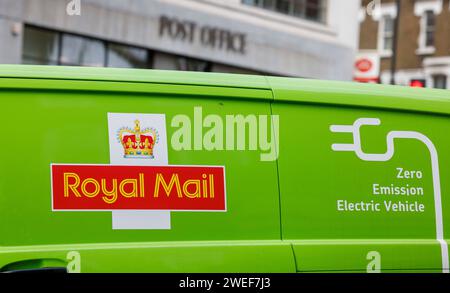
355 58 373 73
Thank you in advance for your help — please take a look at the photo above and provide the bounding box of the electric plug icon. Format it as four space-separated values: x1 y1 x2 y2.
331 118 389 161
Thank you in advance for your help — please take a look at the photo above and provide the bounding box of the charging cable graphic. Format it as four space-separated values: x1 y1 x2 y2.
330 118 448 273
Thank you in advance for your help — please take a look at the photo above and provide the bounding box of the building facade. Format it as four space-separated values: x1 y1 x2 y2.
358 0 450 89
0 0 360 80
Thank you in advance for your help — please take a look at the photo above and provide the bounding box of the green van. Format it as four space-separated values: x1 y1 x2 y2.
0 65 449 273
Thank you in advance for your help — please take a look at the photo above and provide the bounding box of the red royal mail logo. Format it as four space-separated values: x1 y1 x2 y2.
51 164 226 211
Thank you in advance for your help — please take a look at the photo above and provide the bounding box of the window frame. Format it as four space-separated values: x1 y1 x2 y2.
106 42 152 69
22 25 153 69
22 26 61 65
414 0 442 56
432 74 447 89
242 0 327 24
417 9 437 55
59 33 107 67
372 3 398 58
377 15 395 58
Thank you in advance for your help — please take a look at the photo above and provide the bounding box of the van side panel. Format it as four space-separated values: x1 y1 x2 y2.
0 75 295 272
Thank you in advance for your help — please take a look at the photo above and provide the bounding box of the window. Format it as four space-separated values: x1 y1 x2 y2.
211 63 261 75
60 34 105 67
153 52 211 72
22 26 59 65
242 0 327 23
414 0 442 55
242 0 275 10
381 15 394 52
424 10 436 48
305 0 324 21
372 3 397 57
22 25 151 69
433 75 447 89
177 58 210 71
416 9 436 54
276 0 290 14
107 44 149 69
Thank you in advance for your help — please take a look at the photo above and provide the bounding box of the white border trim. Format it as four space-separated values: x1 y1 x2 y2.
50 163 227 212
414 0 443 16
358 7 367 23
372 3 397 21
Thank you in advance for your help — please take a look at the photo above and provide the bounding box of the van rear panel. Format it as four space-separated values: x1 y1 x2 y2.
270 76 450 272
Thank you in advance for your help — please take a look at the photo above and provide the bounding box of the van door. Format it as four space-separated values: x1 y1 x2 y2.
0 67 295 272
270 76 450 273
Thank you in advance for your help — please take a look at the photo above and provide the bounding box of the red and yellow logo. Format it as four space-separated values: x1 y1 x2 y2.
118 119 158 159
51 164 226 211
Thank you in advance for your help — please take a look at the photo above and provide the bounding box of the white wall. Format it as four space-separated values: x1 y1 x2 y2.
0 0 24 64
328 0 361 50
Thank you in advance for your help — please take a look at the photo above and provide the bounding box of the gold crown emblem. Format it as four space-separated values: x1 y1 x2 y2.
117 120 159 159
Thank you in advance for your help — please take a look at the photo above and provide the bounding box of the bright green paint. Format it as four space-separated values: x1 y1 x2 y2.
0 65 449 272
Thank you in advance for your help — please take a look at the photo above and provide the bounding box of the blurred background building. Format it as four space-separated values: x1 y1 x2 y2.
357 0 450 89
0 0 360 80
